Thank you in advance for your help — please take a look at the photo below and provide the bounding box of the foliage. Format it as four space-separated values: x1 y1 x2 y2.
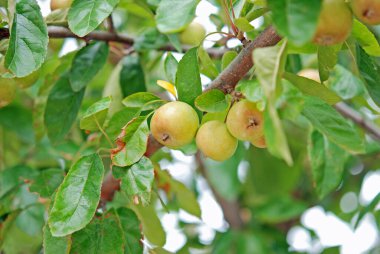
0 0 380 253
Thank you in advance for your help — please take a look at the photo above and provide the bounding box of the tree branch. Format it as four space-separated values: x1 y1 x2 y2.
0 26 227 58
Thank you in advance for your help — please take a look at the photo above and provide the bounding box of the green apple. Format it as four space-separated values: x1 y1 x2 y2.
179 22 206 46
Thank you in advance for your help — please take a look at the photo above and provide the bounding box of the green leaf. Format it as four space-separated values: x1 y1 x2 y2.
283 72 341 105
112 116 150 167
222 51 238 70
118 157 154 206
352 19 380 57
254 42 292 165
71 214 124 254
29 169 64 198
357 46 380 107
122 92 164 111
0 165 37 198
157 169 201 217
235 80 265 110
254 195 307 223
0 104 34 143
132 202 166 247
43 224 71 254
70 42 109 92
164 53 178 84
267 0 321 45
318 44 341 82
327 65 364 100
302 96 364 153
308 130 347 199
175 48 202 107
195 89 228 113
45 72 85 143
113 208 142 254
49 153 105 237
106 107 140 141
68 0 119 37
119 55 147 97
156 0 200 33
5 0 48 77
80 97 112 132
234 17 255 32
198 46 219 79
354 192 380 229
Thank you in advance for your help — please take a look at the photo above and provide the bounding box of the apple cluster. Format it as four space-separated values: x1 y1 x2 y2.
150 100 265 162
313 0 380 46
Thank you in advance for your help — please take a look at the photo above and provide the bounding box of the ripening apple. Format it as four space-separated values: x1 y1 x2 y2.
196 120 238 161
313 0 353 45
297 69 321 82
352 0 380 25
226 100 264 142
50 0 73 10
0 79 16 108
251 136 266 149
179 22 206 46
150 101 199 149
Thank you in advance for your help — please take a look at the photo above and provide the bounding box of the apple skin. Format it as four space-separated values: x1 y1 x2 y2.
313 0 353 45
150 101 199 149
352 0 380 25
16 71 39 89
0 78 16 108
297 69 321 82
226 100 264 142
251 136 266 149
50 0 73 10
196 120 238 161
179 22 206 46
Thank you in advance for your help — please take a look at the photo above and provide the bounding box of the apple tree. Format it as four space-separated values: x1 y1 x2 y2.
0 0 380 253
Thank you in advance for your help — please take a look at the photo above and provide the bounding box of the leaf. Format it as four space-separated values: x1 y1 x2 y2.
45 72 85 143
0 104 34 143
327 65 364 100
118 157 154 206
69 42 109 92
195 89 228 113
164 53 178 84
0 165 37 198
122 92 164 111
49 153 104 237
106 107 140 141
267 0 321 45
113 208 143 254
71 214 124 254
175 48 202 108
302 96 364 153
132 202 166 247
264 103 293 165
80 97 112 131
352 19 380 57
254 195 307 223
43 224 71 254
29 169 65 198
318 44 341 82
357 46 380 107
119 55 147 97
5 0 48 77
156 169 201 217
222 51 238 70
254 42 292 165
112 116 150 167
235 80 265 110
354 192 380 229
234 17 255 32
198 46 219 79
308 130 347 199
156 0 200 33
283 72 341 105
157 80 177 97
68 0 119 37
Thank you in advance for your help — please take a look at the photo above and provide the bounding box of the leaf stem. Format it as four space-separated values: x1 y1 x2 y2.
93 116 114 148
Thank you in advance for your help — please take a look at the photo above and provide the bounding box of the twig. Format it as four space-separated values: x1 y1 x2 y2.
334 102 380 141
